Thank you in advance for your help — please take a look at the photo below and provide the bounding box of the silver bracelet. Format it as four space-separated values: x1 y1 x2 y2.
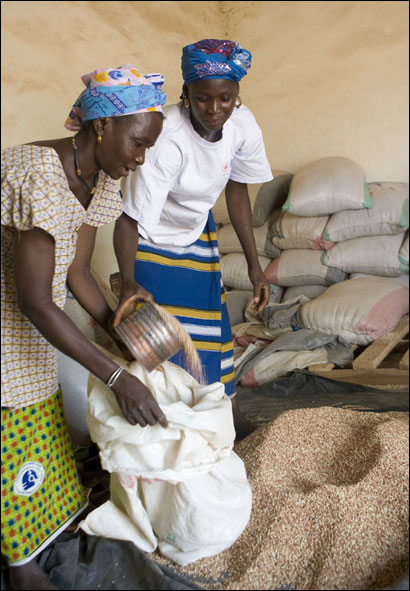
106 365 125 389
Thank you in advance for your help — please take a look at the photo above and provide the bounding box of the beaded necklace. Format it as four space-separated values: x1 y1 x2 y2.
72 137 98 195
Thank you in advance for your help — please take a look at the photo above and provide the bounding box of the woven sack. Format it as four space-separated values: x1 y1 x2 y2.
282 156 370 217
220 253 272 290
269 210 334 250
212 169 291 226
217 221 280 259
323 182 409 242
225 290 254 326
322 233 405 277
265 250 346 287
299 276 409 345
252 171 293 226
282 285 327 302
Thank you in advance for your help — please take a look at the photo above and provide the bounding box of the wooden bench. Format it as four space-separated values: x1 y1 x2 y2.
308 315 409 391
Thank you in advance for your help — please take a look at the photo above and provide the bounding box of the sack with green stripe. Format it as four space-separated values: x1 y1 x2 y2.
282 156 371 217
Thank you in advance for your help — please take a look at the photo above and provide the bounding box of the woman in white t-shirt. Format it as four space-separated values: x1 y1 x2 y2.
113 39 273 438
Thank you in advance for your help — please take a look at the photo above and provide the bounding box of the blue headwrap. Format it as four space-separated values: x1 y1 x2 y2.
65 65 167 131
181 39 252 85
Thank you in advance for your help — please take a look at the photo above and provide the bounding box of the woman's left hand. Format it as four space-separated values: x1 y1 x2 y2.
249 265 270 312
112 280 154 328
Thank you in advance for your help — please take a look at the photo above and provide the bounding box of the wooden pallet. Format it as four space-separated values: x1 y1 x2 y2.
308 315 409 391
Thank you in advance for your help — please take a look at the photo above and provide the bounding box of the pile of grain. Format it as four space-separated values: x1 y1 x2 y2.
152 407 409 590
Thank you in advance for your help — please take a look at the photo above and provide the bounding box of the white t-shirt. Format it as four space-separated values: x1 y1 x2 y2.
121 102 273 246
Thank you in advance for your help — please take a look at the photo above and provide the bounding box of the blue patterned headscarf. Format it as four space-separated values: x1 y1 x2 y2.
181 39 252 85
65 65 167 131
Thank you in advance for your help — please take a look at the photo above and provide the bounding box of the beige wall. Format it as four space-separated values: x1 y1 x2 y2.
221 0 409 182
2 0 409 281
1 0 225 145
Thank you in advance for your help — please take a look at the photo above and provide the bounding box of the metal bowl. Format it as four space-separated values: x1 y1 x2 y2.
114 303 182 371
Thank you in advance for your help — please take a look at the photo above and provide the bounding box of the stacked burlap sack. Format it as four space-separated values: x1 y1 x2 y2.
215 157 409 387
214 169 293 325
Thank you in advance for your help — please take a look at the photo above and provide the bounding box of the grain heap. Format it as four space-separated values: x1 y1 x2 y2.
152 406 409 590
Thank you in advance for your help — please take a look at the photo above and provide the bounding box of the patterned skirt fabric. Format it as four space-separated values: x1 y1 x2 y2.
1 389 89 565
135 212 236 396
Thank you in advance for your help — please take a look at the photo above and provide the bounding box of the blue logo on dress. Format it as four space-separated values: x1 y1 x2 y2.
21 469 39 491
14 462 45 496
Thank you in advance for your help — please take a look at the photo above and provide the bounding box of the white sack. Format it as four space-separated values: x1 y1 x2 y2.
217 221 280 258
225 286 283 326
220 253 272 290
60 269 121 446
264 249 347 287
322 233 405 276
282 156 370 217
269 210 333 250
299 277 409 345
225 290 254 326
252 171 293 226
212 169 291 226
82 354 252 566
323 182 409 242
58 351 91 446
282 285 327 302
350 272 409 288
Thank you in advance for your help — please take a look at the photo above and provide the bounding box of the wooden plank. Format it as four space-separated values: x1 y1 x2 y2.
353 315 409 370
399 350 409 370
311 368 409 390
308 363 335 372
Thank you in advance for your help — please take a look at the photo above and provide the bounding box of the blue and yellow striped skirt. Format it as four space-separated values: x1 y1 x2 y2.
136 213 236 396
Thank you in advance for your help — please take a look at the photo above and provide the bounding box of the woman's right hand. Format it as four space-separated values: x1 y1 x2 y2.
111 369 168 428
112 280 154 328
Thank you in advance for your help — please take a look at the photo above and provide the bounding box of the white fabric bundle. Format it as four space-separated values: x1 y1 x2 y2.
81 353 252 566
282 156 370 217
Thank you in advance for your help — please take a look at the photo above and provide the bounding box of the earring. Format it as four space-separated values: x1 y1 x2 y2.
235 96 242 109
97 134 102 144
183 97 190 109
